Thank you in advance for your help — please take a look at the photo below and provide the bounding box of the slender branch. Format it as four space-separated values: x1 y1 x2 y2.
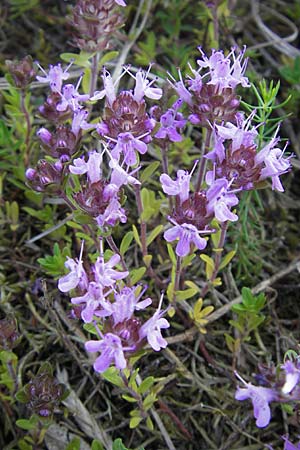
112 0 153 84
20 90 32 166
134 184 147 257
89 52 100 97
173 255 182 301
195 127 212 191
200 221 228 299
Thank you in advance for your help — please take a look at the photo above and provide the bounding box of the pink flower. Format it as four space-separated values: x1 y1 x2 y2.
164 222 207 257
139 294 170 351
58 242 88 292
235 372 277 428
85 333 127 372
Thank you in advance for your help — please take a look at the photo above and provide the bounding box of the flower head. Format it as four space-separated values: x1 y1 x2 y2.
69 150 103 184
281 360 300 395
164 221 207 257
235 372 277 428
58 242 88 292
36 62 71 93
85 333 127 372
139 294 170 351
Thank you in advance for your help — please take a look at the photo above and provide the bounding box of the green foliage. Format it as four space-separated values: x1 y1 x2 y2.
227 288 266 347
141 188 162 222
112 438 145 450
229 190 264 283
8 0 40 18
37 243 71 277
279 56 300 85
242 79 290 142
0 350 18 393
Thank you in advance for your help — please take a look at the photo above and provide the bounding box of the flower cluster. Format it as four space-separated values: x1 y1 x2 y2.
160 48 292 257
68 0 126 52
235 359 300 428
58 240 170 373
168 46 249 127
160 163 238 256
26 62 91 193
95 66 162 167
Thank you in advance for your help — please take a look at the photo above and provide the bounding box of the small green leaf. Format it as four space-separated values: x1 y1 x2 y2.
146 416 154 431
143 254 152 268
130 267 146 285
16 417 37 431
102 367 124 387
99 51 119 68
91 440 105 450
219 249 236 270
176 288 198 301
132 225 142 249
60 51 94 68
112 438 129 450
65 437 81 450
143 393 156 411
120 231 133 255
146 224 163 246
140 161 160 183
15 388 30 403
129 416 143 429
167 243 176 265
83 323 98 336
137 376 155 395
122 394 138 403
200 254 215 279
17 438 33 450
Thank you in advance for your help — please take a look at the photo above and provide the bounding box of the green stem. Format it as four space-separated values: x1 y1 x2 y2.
89 52 100 97
195 127 212 192
20 89 32 166
200 221 228 299
134 184 147 257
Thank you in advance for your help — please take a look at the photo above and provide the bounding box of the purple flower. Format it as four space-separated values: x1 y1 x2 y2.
58 243 88 292
71 109 94 137
281 360 300 395
101 286 152 325
160 170 191 203
36 62 71 93
111 132 148 166
114 0 126 6
197 46 250 89
155 106 186 142
214 111 258 153
96 197 127 227
91 69 116 105
37 127 52 146
164 222 208 257
85 333 127 372
235 373 277 428
168 69 193 105
123 65 162 102
255 130 292 192
93 249 128 288
56 82 89 112
69 150 103 184
139 294 170 351
282 436 300 450
71 282 107 323
206 177 239 222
